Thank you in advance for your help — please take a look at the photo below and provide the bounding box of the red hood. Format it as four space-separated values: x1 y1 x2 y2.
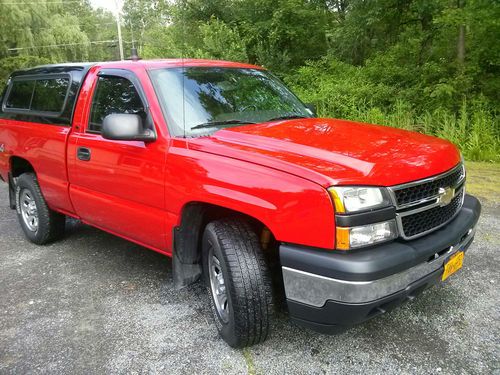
187 118 461 187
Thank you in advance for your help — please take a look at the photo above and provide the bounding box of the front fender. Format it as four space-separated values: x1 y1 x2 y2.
165 142 335 250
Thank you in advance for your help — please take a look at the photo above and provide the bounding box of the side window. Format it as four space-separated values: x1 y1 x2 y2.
5 80 35 110
31 78 69 113
88 75 145 133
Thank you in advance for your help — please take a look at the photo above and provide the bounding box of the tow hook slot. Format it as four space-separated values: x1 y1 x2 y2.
427 227 474 263
427 247 450 262
460 228 473 243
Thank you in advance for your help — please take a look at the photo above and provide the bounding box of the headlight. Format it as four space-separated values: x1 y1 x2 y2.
329 186 397 250
336 220 398 250
328 186 392 213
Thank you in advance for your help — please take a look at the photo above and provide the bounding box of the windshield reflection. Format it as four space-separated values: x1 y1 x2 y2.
150 67 312 137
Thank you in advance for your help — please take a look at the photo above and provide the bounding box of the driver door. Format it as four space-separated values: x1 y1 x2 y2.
67 68 168 251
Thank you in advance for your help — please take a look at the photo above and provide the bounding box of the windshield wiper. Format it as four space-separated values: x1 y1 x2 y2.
266 114 311 122
191 120 257 130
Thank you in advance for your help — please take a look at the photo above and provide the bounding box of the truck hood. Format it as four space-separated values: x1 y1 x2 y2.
187 118 461 187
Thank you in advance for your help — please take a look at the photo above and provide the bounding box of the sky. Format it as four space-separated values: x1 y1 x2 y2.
89 0 122 14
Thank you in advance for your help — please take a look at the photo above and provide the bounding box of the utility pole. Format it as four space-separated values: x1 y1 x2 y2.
115 0 124 61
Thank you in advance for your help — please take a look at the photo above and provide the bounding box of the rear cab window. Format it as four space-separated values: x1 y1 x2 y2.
31 78 70 113
2 75 70 116
5 80 35 110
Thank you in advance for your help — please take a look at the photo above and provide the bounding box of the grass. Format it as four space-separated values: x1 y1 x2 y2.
464 161 500 204
242 348 256 375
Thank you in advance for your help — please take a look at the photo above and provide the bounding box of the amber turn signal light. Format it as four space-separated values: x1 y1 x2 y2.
335 227 350 250
328 188 345 214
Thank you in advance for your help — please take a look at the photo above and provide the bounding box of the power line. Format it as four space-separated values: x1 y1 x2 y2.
8 39 119 51
1 1 82 4
8 22 117 30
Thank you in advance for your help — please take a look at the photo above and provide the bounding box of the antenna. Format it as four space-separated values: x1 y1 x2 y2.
129 47 141 61
124 0 139 62
130 21 136 50
181 0 186 138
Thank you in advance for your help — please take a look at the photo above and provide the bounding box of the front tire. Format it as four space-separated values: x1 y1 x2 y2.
15 173 65 245
202 218 273 347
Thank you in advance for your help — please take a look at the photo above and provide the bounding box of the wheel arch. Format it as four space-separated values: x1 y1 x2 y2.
172 201 276 289
10 156 35 178
8 156 36 209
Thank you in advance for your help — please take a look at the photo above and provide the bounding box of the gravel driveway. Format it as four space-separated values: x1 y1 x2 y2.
0 184 498 374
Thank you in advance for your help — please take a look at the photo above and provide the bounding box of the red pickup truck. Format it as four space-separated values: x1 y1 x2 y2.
0 59 481 347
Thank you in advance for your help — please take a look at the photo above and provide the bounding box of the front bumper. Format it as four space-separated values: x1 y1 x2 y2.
280 194 481 334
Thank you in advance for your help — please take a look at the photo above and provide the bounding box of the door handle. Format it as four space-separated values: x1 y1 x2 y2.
77 147 91 161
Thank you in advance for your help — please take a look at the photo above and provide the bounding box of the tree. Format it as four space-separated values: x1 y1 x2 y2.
123 0 164 54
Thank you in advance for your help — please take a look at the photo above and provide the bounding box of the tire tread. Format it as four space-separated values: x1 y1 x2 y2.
205 218 273 347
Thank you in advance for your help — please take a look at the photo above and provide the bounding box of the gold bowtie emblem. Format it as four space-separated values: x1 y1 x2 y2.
438 186 455 207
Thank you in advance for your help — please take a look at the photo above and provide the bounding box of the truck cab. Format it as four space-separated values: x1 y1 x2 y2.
0 60 481 347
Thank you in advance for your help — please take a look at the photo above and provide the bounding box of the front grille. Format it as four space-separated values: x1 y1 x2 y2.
389 163 466 240
394 165 464 206
400 190 463 238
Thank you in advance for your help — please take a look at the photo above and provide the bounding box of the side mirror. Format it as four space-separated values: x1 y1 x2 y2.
102 113 156 142
305 103 317 117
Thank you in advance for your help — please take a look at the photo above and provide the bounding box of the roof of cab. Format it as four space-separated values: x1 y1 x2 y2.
11 62 95 78
96 58 264 70
10 59 263 78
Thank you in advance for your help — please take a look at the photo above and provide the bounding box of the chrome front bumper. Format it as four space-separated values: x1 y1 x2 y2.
282 225 476 308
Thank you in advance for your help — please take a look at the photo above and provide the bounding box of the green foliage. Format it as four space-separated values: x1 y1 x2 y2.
141 18 247 62
197 18 247 61
0 0 117 62
0 0 498 162
236 0 328 71
286 58 396 119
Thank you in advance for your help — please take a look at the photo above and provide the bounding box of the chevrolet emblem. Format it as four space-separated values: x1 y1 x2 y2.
438 186 455 207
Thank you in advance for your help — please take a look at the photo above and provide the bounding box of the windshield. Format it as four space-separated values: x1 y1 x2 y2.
149 67 313 137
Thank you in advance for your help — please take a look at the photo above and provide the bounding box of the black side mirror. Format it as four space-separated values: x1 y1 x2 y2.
305 103 317 117
102 113 156 142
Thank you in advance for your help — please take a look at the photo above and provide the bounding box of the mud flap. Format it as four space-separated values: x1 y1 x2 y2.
171 205 207 289
172 251 202 289
8 173 16 209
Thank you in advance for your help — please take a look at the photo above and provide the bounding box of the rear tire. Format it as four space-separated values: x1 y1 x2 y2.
15 173 65 245
202 218 273 347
